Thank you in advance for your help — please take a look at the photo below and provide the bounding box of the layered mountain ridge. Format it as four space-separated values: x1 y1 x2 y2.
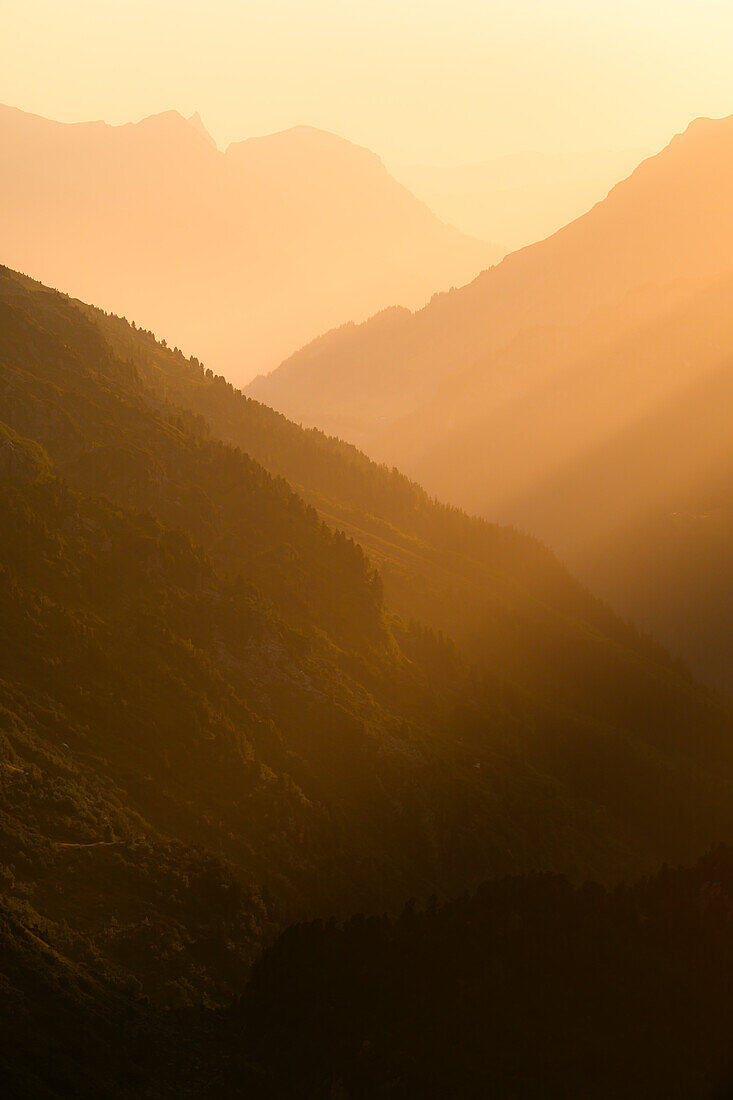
0 104 498 381
248 113 733 691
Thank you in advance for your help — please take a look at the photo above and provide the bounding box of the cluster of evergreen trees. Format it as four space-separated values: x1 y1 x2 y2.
4 847 733 1097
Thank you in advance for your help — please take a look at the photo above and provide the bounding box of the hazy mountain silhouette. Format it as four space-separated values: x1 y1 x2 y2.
249 114 733 691
393 146 648 252
0 104 497 381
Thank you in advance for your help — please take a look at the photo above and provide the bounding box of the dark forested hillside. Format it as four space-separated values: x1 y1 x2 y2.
4 848 733 1098
236 845 733 1099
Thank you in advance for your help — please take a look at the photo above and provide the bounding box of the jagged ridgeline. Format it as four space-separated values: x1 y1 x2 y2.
2 261 733 1018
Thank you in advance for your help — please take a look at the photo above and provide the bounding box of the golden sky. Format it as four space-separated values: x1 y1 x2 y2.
3 0 733 163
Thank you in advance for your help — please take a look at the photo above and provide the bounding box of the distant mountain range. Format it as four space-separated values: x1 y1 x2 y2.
392 147 648 252
0 104 498 382
249 114 733 692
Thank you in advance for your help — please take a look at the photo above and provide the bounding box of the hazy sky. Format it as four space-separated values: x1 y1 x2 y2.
3 0 733 164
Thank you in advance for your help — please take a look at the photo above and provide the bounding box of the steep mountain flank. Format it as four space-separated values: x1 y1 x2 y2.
247 115 733 691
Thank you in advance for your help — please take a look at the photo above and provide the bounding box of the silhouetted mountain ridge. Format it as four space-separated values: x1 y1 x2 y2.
0 103 497 379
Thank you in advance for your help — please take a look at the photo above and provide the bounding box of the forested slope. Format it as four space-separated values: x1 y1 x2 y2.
237 845 733 1099
81 286 705 717
2 263 733 1016
4 848 733 1098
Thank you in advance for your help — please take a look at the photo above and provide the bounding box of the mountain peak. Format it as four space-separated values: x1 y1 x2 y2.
130 109 195 140
187 111 217 148
138 109 186 126
0 103 496 378
226 124 382 172
683 112 733 135
661 112 733 156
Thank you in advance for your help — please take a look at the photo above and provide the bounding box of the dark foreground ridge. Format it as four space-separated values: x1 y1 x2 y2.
2 848 733 1098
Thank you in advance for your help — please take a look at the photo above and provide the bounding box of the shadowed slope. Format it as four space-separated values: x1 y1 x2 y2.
236 846 733 1100
4 848 733 1098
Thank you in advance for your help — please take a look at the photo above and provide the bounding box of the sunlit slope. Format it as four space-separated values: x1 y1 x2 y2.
305 285 733 693
495 280 733 689
249 114 733 434
0 105 496 382
35 265 733 809
82 280 716 726
246 115 733 691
